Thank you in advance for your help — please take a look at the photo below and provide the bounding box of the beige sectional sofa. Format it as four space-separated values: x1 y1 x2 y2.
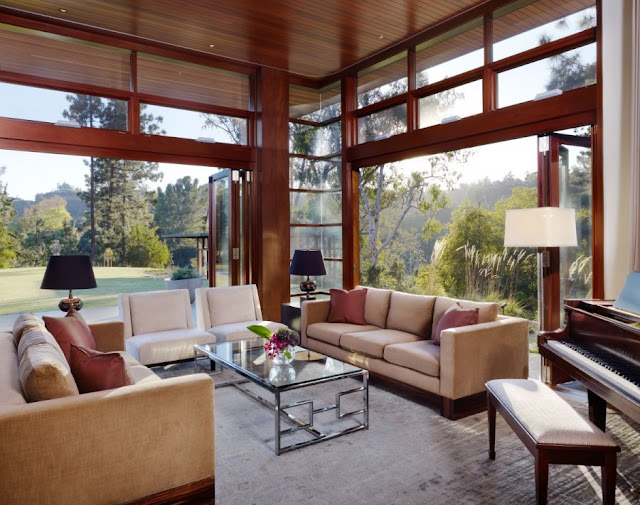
301 287 529 419
0 316 215 505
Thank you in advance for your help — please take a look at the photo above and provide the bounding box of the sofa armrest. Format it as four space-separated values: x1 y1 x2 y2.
0 374 215 505
89 320 126 352
439 316 529 400
194 287 210 331
300 299 330 346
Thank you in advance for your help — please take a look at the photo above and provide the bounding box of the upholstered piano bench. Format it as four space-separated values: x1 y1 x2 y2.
486 379 620 505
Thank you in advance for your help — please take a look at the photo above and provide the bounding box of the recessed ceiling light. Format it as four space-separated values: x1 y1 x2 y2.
209 43 215 48
378 35 384 39
59 8 67 13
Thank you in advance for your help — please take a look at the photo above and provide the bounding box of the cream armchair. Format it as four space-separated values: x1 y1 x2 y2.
119 289 213 365
195 284 287 342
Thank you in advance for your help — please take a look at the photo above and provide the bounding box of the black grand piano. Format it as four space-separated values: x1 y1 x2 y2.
538 274 640 432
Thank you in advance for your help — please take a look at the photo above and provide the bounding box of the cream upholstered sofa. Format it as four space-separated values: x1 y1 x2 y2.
301 286 529 419
119 289 213 365
0 314 215 505
195 284 286 342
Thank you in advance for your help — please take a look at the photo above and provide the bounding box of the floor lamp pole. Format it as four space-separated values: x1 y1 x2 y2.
538 248 554 382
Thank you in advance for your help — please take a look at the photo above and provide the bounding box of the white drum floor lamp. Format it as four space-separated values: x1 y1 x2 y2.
504 207 577 332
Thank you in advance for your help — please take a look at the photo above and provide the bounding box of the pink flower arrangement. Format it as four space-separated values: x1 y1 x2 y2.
247 325 301 360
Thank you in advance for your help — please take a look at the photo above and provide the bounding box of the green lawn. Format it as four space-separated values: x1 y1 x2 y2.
0 267 168 315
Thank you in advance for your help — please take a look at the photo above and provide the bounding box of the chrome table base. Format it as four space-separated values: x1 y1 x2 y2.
194 349 369 455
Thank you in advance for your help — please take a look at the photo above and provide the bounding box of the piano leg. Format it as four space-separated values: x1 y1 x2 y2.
587 389 607 432
542 357 574 386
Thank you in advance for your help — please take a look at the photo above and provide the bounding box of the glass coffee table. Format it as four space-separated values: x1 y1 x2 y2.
194 338 369 455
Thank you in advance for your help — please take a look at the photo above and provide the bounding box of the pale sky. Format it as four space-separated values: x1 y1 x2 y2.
0 7 594 201
0 149 218 201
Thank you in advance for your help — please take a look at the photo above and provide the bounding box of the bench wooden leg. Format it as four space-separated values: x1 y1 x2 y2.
602 452 617 505
535 452 549 505
488 393 496 460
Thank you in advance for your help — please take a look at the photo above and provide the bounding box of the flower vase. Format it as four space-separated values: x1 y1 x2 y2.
269 364 296 386
272 345 296 365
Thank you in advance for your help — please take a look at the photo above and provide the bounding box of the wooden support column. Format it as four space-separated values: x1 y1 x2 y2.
342 76 357 288
255 67 290 321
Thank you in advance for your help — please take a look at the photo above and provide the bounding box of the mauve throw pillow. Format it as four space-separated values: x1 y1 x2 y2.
43 307 97 363
327 288 368 325
432 304 479 346
69 344 131 393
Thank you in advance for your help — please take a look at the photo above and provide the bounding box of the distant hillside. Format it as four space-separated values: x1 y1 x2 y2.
12 184 88 224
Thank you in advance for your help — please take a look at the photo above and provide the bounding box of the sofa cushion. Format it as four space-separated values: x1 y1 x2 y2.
69 344 131 393
128 290 192 335
208 320 286 343
340 329 422 358
328 288 367 324
125 327 214 366
19 343 79 402
432 296 498 332
12 313 45 346
384 340 441 377
385 292 436 338
0 332 26 405
206 285 257 327
433 304 479 345
306 322 378 346
17 326 67 363
356 286 392 328
118 352 162 385
43 308 97 363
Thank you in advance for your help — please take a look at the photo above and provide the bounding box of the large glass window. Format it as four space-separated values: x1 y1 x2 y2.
416 19 484 88
290 85 341 121
493 1 597 62
358 104 407 143
141 104 248 144
497 43 596 108
289 122 341 157
357 53 408 108
0 149 211 315
0 83 128 131
289 84 343 295
418 80 482 129
358 138 542 324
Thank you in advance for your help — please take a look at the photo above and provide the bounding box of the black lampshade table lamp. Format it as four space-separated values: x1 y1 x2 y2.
289 249 326 300
41 255 97 312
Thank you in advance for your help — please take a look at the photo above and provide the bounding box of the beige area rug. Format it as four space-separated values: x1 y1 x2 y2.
152 359 640 505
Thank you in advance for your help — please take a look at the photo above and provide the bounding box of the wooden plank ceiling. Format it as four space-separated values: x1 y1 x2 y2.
1 0 487 78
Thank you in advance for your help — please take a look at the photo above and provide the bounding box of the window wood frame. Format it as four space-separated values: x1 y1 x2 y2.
341 0 602 299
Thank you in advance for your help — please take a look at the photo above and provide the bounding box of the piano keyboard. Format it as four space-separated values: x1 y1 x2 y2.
557 340 640 388
547 340 640 398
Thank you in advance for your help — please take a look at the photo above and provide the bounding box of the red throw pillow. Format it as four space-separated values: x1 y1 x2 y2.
327 288 367 325
69 344 131 393
432 304 479 345
43 307 97 363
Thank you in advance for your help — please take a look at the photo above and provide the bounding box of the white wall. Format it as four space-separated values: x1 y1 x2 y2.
602 0 634 297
